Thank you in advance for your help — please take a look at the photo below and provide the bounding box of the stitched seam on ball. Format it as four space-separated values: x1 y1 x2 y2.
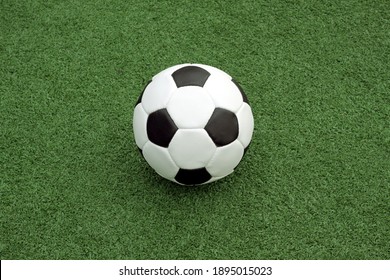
160 151 180 180
237 138 246 150
135 105 149 149
205 144 218 169
235 102 245 115
166 146 180 174
165 71 178 108
140 140 149 152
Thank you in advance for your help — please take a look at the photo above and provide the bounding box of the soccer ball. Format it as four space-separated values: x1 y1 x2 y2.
133 64 254 185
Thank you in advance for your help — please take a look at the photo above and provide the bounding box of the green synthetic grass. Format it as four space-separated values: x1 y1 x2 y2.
1 0 389 260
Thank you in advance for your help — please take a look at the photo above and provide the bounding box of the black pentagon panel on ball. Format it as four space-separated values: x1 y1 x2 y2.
147 109 178 148
171 66 211 88
232 79 249 104
205 108 239 147
136 80 152 107
175 168 212 185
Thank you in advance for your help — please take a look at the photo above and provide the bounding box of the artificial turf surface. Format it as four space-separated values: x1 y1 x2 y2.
1 0 389 260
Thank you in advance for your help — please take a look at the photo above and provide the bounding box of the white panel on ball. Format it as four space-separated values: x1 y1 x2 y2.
236 103 254 148
133 104 149 149
168 129 216 169
204 78 243 113
141 74 177 114
206 140 244 177
142 141 179 180
167 86 215 129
